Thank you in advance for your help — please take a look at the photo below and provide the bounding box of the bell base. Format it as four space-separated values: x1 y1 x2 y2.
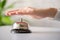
11 29 31 33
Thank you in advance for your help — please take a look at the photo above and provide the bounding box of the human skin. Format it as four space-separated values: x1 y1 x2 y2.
6 7 58 19
33 8 58 19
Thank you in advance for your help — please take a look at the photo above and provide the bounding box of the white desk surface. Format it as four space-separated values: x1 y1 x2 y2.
0 26 60 40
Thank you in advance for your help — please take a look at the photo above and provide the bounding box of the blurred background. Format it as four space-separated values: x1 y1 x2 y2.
0 0 60 26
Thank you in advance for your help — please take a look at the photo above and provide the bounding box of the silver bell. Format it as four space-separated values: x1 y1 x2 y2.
11 18 31 33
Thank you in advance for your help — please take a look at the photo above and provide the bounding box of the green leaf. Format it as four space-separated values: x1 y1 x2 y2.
1 0 7 8
2 16 14 25
0 1 2 10
0 2 1 6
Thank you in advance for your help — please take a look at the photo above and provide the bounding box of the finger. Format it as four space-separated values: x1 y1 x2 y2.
17 8 30 15
6 10 18 16
6 11 14 16
6 9 24 16
16 9 23 15
15 8 28 15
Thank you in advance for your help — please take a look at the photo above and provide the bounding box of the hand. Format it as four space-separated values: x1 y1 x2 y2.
6 7 42 19
6 7 57 19
6 7 35 15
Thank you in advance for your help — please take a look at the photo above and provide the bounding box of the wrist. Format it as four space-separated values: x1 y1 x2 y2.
48 8 58 18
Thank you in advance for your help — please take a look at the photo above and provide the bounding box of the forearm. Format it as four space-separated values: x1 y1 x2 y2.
36 8 58 18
